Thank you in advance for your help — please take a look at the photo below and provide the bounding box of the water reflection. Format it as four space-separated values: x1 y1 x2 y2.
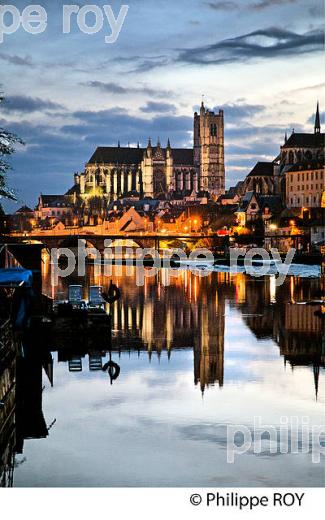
42 266 324 395
1 266 324 487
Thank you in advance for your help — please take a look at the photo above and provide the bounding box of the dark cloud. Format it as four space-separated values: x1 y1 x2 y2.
289 82 325 93
0 53 33 67
1 96 64 113
217 102 265 120
63 108 192 144
206 0 299 11
205 1 238 10
111 54 171 73
130 56 172 72
250 0 299 10
82 81 128 95
178 28 324 65
131 56 171 73
140 102 177 114
81 80 172 98
309 4 325 17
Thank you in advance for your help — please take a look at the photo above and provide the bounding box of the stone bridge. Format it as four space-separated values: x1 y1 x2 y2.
8 232 225 255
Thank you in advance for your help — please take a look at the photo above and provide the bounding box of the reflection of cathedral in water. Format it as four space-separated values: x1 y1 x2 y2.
108 270 229 392
2 269 324 486
45 265 324 395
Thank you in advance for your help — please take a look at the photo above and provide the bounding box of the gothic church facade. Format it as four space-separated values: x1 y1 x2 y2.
73 102 225 201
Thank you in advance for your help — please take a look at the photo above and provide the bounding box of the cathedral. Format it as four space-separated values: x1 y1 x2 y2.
72 102 225 201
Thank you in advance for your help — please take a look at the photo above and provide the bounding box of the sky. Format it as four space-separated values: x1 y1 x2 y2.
0 0 324 211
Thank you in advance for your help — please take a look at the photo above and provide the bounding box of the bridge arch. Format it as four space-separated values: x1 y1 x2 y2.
109 239 143 249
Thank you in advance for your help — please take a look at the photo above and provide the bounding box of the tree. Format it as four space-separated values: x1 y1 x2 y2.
0 92 24 203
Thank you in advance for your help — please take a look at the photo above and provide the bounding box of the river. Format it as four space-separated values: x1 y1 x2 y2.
12 264 325 487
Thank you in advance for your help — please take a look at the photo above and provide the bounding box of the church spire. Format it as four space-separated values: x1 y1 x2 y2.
314 101 321 134
157 136 161 148
146 137 152 158
167 137 171 149
284 131 288 144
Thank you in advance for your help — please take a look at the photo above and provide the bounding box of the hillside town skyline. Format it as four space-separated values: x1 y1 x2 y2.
0 0 324 212
3 99 324 263
2 98 324 209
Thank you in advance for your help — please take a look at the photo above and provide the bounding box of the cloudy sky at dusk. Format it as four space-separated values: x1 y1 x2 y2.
0 0 324 211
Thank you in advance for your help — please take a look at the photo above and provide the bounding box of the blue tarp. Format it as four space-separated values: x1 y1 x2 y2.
0 268 33 287
0 268 34 329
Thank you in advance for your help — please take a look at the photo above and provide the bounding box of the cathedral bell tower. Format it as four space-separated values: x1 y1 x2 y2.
142 138 154 197
194 101 225 198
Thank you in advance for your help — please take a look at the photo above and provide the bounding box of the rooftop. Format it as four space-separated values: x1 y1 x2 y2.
247 162 274 177
15 205 34 214
39 195 71 207
282 133 325 149
87 146 194 166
